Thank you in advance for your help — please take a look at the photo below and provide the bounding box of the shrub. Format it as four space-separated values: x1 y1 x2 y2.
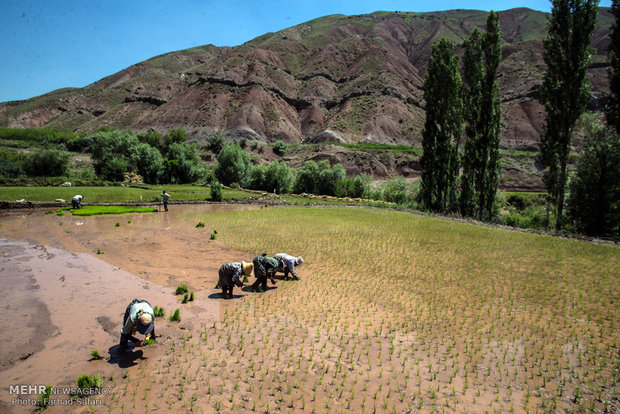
211 181 223 202
23 150 70 177
215 144 252 186
175 285 188 295
137 129 162 149
207 135 225 154
248 164 267 190
383 176 409 205
273 140 287 156
264 160 294 193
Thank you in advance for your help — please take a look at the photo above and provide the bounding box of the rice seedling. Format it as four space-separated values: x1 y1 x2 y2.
115 222 120 227
75 374 102 396
153 306 165 317
35 385 52 411
96 248 104 254
169 309 181 322
90 350 103 360
182 293 188 304
196 221 205 227
175 285 188 295
210 233 217 240
189 292 195 301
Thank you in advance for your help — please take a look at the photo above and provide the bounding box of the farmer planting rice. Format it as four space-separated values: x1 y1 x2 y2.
216 261 253 298
71 194 84 209
119 299 155 353
274 252 304 280
252 254 279 292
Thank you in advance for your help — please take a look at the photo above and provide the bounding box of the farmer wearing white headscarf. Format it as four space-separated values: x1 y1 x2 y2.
274 253 304 280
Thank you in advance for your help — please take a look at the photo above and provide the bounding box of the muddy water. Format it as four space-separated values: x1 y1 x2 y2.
0 204 257 412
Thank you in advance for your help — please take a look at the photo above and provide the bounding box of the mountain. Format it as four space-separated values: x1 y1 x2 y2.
0 8 614 152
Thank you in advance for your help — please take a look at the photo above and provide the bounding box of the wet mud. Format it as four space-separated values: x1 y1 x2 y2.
0 205 256 412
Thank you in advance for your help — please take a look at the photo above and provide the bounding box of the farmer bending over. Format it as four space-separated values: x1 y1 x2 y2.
72 194 84 209
252 254 279 292
217 261 253 299
119 299 155 353
274 253 304 280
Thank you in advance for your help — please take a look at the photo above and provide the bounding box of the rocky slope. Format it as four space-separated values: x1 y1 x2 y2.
0 8 614 152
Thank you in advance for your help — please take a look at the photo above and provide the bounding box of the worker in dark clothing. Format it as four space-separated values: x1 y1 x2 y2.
251 254 279 292
216 261 253 299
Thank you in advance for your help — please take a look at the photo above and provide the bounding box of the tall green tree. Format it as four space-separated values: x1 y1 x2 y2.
460 29 484 217
567 114 620 236
607 0 620 134
460 12 502 221
540 0 598 231
420 39 463 212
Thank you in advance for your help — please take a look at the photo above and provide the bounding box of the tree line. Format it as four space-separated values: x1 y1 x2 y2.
420 1 619 236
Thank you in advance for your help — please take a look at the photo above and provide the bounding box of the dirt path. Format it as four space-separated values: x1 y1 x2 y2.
0 205 257 413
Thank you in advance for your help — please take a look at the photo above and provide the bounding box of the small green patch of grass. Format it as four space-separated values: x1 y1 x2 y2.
175 284 188 295
35 385 52 411
75 374 102 396
114 222 120 227
169 309 181 322
189 292 195 302
153 306 165 317
196 221 205 227
96 249 104 254
182 293 189 304
210 233 217 240
90 350 103 360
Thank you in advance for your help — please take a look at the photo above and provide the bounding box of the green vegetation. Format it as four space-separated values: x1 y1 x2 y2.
90 350 103 360
153 306 165 318
35 385 52 410
420 38 463 212
540 0 598 231
177 206 620 413
175 285 188 295
75 374 102 396
196 221 205 227
169 309 181 322
70 206 157 216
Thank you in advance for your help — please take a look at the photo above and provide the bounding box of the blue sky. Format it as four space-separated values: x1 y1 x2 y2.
0 0 612 103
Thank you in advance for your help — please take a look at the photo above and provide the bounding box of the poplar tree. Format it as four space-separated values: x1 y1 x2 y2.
540 0 598 231
607 0 620 134
420 39 463 212
460 11 502 220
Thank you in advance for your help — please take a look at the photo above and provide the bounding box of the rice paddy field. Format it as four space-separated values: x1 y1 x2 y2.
112 206 619 413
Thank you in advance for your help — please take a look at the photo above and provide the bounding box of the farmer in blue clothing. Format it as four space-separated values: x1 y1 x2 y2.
274 253 304 280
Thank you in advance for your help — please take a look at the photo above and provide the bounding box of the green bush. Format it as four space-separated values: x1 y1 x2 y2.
215 144 252 186
273 140 287 156
210 181 223 202
23 150 70 177
264 160 294 193
206 135 225 154
137 128 162 149
382 176 409 205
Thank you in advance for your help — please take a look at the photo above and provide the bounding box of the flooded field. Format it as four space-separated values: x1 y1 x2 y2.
0 205 256 413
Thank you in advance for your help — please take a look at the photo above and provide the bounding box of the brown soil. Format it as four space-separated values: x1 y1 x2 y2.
0 205 256 413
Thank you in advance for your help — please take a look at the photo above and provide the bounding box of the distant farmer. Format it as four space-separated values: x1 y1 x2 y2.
162 190 170 212
252 254 279 292
119 299 155 353
216 261 253 299
71 194 83 209
274 253 304 280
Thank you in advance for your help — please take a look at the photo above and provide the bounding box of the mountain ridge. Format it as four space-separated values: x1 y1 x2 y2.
0 7 614 152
